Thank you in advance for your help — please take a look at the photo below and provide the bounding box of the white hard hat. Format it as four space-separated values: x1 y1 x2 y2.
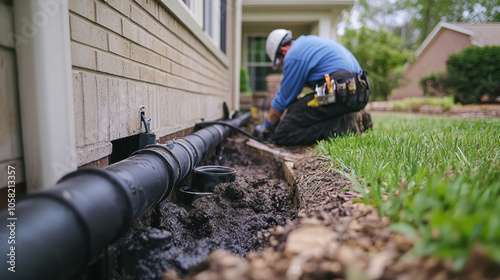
266 29 292 69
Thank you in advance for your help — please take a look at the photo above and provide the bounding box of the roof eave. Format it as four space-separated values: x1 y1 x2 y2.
415 21 476 56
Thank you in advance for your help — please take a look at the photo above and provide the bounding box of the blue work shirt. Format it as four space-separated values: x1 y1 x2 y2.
271 35 362 112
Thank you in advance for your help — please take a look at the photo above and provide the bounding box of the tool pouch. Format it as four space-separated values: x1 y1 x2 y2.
357 70 371 104
332 70 370 108
345 78 358 107
317 94 336 106
308 70 370 108
317 82 336 106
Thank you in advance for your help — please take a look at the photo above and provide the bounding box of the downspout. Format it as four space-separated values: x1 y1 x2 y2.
13 0 76 192
0 113 251 280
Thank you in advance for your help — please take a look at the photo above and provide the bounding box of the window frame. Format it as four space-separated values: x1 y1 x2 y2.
180 0 223 49
245 34 278 92
166 0 228 66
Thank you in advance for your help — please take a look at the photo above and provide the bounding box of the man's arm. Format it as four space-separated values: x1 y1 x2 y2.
253 56 308 140
253 107 282 141
270 57 309 112
268 107 282 125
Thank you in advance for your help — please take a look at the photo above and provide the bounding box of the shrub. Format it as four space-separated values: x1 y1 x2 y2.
419 72 450 97
446 46 500 104
391 96 455 112
427 96 455 111
240 68 252 95
341 27 414 101
391 100 407 111
391 98 423 112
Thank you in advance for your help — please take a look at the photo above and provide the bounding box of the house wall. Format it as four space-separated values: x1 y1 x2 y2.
69 0 235 166
390 28 473 100
0 1 25 191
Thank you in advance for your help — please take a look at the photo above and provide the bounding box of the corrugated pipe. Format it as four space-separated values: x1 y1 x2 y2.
0 112 251 280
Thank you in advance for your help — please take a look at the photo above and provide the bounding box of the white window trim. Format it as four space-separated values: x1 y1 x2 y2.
204 0 221 48
243 33 273 68
181 0 203 30
180 0 222 49
159 0 228 67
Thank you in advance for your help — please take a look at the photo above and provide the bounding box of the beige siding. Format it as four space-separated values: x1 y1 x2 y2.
0 2 24 188
391 28 473 100
69 0 234 165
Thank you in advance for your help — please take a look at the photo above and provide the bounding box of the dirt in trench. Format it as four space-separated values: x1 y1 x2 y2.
216 137 287 178
110 137 298 280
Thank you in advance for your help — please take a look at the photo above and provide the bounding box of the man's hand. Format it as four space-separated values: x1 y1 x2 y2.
253 119 276 142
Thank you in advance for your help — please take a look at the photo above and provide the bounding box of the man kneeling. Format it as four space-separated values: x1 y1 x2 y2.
253 29 373 146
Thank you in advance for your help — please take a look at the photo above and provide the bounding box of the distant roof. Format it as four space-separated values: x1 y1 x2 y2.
416 22 500 55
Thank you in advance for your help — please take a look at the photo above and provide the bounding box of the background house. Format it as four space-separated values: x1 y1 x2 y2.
0 0 242 201
391 22 500 100
241 0 354 97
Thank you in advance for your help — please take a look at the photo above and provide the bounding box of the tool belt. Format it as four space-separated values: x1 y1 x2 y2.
307 70 370 108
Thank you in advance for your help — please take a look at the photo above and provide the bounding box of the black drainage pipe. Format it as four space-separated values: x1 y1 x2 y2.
0 112 250 280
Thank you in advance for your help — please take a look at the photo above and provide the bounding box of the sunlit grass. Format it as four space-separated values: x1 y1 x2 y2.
316 114 500 269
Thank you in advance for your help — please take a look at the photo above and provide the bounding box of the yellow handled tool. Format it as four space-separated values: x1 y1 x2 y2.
307 94 319 107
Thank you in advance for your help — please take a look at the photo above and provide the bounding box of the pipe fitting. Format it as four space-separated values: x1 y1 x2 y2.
192 165 236 192
179 186 213 205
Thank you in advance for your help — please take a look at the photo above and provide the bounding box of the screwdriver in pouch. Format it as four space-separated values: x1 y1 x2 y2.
315 84 322 97
325 74 334 94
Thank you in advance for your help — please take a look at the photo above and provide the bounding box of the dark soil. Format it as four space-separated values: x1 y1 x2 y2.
110 138 297 280
218 137 286 179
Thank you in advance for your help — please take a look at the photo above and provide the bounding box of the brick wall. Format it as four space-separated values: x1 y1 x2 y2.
69 0 235 166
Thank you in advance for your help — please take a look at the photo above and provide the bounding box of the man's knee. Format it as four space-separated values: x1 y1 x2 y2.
338 110 372 135
273 109 373 146
274 124 319 146
361 110 373 131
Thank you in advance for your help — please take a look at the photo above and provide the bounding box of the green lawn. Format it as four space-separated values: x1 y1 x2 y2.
317 114 500 269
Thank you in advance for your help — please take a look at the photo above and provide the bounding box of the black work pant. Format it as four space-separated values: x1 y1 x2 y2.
273 70 372 146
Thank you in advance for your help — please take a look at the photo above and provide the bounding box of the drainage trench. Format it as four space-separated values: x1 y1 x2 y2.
0 112 299 280
107 137 298 279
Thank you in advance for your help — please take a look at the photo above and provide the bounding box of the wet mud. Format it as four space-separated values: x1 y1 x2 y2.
112 138 297 280
217 138 287 179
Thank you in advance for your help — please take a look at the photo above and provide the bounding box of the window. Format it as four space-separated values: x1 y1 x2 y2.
246 36 280 92
180 0 226 52
203 0 213 37
220 0 226 53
